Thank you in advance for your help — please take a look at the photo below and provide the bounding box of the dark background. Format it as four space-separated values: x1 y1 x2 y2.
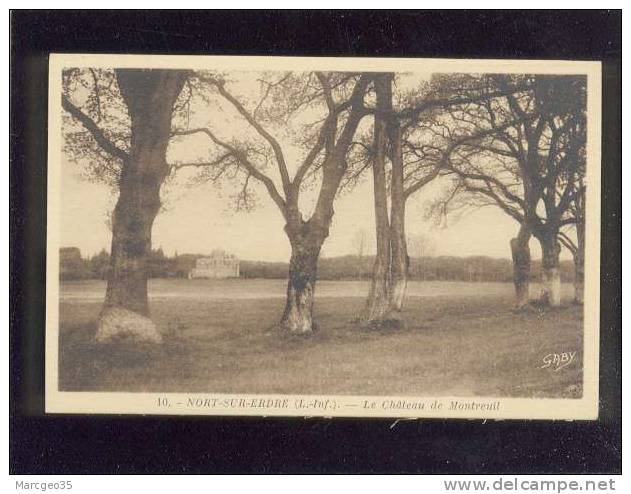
10 10 622 474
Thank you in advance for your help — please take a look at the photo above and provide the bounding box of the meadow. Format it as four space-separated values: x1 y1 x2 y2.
58 279 583 398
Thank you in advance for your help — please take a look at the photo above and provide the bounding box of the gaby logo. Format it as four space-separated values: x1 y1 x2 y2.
540 351 577 371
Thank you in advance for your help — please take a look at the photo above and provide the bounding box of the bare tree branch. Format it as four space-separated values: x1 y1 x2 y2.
199 75 292 196
173 127 287 215
62 94 129 162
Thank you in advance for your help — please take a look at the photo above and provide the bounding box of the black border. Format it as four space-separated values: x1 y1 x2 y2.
10 10 622 474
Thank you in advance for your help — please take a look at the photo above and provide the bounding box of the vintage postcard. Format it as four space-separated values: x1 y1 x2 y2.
45 54 601 419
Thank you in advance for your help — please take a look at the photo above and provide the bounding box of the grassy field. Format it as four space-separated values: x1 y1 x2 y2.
58 279 583 398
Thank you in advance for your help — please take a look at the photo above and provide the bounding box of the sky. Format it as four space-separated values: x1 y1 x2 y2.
58 69 571 263
59 160 559 262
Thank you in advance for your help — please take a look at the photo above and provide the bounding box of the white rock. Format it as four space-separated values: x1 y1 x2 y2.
95 307 162 344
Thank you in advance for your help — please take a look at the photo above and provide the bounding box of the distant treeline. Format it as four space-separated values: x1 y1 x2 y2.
241 255 574 283
61 248 575 283
60 247 200 281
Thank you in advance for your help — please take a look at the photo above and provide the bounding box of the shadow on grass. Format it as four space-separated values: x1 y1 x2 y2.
58 291 584 397
59 321 184 390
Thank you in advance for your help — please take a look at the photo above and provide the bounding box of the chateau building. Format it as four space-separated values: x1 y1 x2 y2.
188 250 239 279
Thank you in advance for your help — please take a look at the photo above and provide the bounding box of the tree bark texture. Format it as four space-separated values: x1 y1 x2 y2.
97 69 187 343
388 121 408 312
538 232 562 307
362 74 395 323
510 224 532 310
280 221 327 334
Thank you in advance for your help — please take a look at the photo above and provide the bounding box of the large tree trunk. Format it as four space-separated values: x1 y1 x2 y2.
276 75 369 335
280 222 326 334
98 159 164 343
388 122 408 312
574 218 585 305
538 232 562 308
362 73 395 325
510 224 531 310
96 69 187 344
361 134 391 324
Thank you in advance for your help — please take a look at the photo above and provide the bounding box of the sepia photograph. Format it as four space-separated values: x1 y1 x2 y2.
45 55 601 419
